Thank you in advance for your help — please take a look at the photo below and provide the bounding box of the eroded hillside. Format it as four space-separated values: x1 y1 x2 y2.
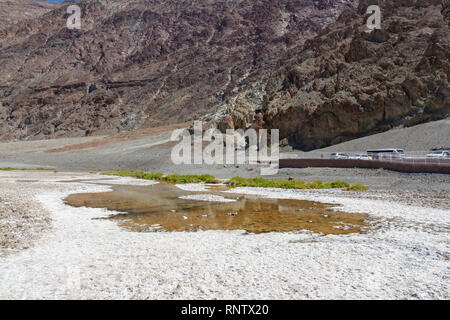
0 0 356 140
213 0 449 150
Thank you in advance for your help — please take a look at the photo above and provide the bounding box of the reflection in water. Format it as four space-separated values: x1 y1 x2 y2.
65 183 371 235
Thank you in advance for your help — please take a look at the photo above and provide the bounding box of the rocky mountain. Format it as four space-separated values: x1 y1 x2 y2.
213 0 449 150
0 0 356 140
0 0 61 30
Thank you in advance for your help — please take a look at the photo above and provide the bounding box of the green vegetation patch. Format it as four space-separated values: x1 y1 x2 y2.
103 170 367 190
163 174 219 184
103 170 219 184
0 167 54 171
225 176 367 191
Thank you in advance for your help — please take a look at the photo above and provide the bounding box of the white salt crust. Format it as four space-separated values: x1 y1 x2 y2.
179 194 237 203
0 173 448 299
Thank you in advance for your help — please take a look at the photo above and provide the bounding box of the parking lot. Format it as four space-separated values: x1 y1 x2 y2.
280 150 450 174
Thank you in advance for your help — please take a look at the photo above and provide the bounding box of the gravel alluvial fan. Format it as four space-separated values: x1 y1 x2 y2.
0 0 356 140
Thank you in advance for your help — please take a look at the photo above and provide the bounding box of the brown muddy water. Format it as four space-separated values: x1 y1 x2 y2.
65 183 371 235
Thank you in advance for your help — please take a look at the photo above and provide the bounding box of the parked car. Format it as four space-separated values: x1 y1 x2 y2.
426 150 450 158
330 153 349 159
366 148 405 160
354 154 372 160
349 154 367 159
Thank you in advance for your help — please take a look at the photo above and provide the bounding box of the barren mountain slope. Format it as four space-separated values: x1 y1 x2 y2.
0 0 61 30
213 0 449 150
0 0 356 140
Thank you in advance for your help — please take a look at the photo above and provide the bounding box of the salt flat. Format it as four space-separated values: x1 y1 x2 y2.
0 171 448 299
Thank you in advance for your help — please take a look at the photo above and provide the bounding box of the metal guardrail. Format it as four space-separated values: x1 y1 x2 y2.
279 158 450 174
281 151 450 159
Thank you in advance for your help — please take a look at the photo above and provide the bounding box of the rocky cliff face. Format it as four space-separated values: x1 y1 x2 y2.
214 0 449 150
0 0 356 140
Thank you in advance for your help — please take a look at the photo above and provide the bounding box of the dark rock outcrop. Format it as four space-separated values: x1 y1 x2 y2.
214 0 450 150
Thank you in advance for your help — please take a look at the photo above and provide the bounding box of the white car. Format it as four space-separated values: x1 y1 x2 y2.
349 154 372 160
426 150 450 158
330 153 349 159
355 154 372 160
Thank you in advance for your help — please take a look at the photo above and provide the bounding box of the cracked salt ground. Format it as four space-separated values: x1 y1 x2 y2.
0 171 448 299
